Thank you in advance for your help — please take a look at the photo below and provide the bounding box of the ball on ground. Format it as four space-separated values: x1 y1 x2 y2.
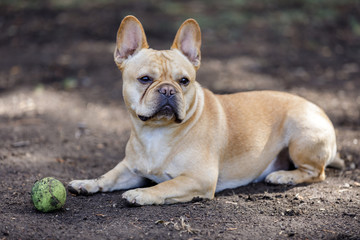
31 177 66 212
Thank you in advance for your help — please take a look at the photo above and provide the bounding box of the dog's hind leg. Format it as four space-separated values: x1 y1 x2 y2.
265 108 337 185
265 138 334 185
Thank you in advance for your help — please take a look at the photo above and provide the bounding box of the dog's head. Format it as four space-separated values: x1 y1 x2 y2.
114 16 201 125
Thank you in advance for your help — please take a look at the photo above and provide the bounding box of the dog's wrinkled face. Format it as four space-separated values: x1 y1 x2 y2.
114 16 201 125
121 48 197 124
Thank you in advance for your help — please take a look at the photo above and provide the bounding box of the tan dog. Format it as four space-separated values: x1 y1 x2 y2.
68 16 343 205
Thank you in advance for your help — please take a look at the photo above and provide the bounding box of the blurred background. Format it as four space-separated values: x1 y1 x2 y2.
1 0 360 93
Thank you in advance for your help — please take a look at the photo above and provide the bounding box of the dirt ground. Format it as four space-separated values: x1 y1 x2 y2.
1 1 360 239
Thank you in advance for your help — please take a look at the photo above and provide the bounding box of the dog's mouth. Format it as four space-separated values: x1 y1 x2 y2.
138 104 182 123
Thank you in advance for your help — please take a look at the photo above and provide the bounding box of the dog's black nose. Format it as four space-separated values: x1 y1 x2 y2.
158 84 176 97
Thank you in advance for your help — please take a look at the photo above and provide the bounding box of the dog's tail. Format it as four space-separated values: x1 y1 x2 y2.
327 156 345 170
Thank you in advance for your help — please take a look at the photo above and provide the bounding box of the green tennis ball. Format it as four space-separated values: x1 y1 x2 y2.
31 177 66 212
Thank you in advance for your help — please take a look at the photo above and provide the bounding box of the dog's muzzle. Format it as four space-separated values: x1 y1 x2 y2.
138 84 182 123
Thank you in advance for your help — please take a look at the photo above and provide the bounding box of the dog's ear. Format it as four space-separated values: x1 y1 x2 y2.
114 15 149 69
171 19 201 69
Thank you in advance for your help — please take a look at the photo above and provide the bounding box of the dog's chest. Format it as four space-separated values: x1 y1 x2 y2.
130 128 177 183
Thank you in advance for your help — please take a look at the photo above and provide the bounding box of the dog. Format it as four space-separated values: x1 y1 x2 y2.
68 15 343 205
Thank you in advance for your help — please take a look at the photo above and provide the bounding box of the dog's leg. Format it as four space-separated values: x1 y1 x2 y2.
265 133 335 185
68 161 146 195
265 108 338 185
122 173 217 205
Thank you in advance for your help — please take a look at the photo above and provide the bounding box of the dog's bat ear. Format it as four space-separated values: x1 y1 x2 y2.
114 15 149 69
171 19 201 70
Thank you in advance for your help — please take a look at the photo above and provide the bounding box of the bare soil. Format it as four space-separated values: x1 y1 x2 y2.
1 2 359 239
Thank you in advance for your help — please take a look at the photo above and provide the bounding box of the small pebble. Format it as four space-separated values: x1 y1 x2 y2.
349 163 356 169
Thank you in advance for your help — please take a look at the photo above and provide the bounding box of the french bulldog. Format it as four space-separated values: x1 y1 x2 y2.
68 15 343 205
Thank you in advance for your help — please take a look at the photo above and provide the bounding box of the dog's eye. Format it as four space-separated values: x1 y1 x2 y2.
138 76 153 84
179 77 190 86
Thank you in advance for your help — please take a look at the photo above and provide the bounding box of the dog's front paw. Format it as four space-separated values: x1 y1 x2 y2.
68 179 100 195
122 188 164 205
265 171 296 185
